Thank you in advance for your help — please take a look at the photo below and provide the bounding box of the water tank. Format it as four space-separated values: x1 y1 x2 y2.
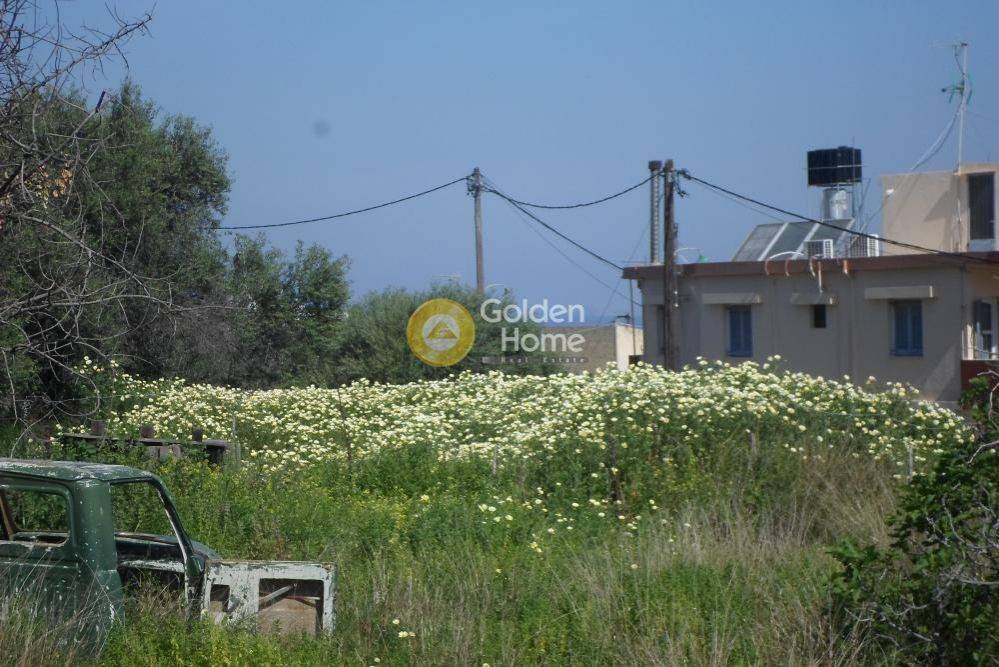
807 147 862 186
821 188 851 220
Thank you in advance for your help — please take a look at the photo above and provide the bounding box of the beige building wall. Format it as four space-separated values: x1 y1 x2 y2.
636 262 999 404
881 164 999 254
545 323 643 373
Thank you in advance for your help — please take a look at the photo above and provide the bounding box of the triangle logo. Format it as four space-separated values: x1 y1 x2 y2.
427 320 458 340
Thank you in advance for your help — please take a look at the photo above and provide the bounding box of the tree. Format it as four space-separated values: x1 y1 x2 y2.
0 2 154 424
333 284 561 385
225 236 349 388
81 82 232 380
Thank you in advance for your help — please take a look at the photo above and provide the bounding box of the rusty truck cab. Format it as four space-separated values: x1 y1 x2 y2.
0 459 215 626
1 458 335 641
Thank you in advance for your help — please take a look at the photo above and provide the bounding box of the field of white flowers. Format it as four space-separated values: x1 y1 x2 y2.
81 357 968 481
38 358 975 665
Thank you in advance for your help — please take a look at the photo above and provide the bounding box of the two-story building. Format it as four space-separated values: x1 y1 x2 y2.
625 153 998 405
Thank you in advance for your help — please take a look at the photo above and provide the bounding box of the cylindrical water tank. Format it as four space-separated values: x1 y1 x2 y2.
822 188 851 221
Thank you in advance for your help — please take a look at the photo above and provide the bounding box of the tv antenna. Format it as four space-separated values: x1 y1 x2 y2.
942 42 970 166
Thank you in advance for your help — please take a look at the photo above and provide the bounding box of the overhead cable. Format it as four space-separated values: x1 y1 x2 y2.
217 175 469 230
678 169 999 268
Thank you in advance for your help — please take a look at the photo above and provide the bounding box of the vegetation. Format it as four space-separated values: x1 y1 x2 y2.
332 283 560 385
4 361 976 665
830 377 999 664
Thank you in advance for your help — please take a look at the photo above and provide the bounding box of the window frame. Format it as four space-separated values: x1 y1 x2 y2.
726 305 753 358
969 172 996 242
973 299 997 360
0 479 75 555
892 300 924 357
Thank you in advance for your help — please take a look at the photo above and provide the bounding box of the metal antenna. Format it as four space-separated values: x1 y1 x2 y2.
648 161 662 263
943 42 970 167
957 42 969 167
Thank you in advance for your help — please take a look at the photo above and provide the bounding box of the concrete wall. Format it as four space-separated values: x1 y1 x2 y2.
638 264 999 404
882 171 963 254
881 164 999 254
545 323 643 373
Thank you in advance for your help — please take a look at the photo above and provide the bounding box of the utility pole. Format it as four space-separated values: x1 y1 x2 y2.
470 167 485 292
661 159 679 370
648 160 662 263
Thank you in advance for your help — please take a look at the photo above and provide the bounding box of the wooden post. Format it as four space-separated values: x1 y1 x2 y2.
662 159 679 370
472 167 484 292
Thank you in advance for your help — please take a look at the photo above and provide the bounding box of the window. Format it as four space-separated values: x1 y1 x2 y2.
110 481 174 537
727 306 752 357
0 487 70 546
812 304 827 329
969 173 995 241
892 300 923 357
973 300 995 360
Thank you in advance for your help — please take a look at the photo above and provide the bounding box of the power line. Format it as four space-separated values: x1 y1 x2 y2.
498 194 639 307
217 175 470 230
483 177 624 271
677 169 999 268
482 170 661 210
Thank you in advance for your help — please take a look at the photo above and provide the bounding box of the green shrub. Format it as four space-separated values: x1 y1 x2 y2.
830 393 998 664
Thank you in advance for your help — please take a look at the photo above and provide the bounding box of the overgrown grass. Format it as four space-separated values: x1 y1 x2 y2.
87 444 897 665
2 365 945 665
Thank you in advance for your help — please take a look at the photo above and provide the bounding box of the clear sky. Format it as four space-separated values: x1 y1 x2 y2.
69 1 999 322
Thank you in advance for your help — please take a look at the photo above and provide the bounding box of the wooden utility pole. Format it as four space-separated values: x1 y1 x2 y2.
471 167 485 292
661 159 679 370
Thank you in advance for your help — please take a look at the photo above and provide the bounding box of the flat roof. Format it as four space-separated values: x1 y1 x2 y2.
0 458 157 483
623 251 999 280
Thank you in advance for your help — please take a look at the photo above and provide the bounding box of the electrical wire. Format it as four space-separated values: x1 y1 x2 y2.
482 170 661 210
217 175 470 230
483 178 624 271
910 105 960 172
498 194 639 307
678 170 999 268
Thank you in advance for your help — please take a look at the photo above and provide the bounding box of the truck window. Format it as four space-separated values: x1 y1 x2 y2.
110 481 174 537
109 480 188 592
0 488 70 546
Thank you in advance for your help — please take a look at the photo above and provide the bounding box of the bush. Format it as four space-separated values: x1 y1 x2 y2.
830 380 999 664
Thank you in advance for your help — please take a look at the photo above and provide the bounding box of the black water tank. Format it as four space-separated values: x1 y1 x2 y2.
807 146 862 186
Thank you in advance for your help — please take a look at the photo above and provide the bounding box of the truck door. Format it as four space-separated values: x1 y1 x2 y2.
0 478 87 615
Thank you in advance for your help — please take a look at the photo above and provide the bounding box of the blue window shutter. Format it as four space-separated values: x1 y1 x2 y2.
728 307 738 354
894 303 907 353
892 301 923 356
727 306 752 357
742 308 752 355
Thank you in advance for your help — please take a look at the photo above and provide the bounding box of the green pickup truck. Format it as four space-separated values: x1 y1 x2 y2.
0 459 335 645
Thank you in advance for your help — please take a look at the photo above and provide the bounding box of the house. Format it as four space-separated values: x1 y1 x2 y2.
542 322 643 373
624 153 999 405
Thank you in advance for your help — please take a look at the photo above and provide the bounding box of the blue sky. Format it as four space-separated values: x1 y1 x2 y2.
71 1 999 322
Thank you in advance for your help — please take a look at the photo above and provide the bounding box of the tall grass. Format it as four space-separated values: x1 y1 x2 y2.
0 568 112 667
1 365 933 665
77 445 898 665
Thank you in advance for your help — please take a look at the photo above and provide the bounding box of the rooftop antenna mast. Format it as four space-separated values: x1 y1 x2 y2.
945 42 969 167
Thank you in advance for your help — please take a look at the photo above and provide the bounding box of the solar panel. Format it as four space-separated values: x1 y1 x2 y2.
730 219 856 261
768 222 813 256
732 223 783 261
